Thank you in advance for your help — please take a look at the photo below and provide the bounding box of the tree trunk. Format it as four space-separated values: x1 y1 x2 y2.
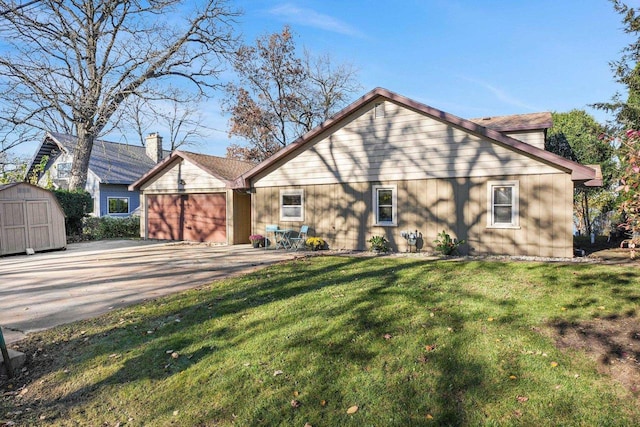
68 128 94 191
582 190 592 237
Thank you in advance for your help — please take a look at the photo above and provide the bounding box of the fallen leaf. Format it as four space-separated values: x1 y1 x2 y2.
383 333 392 340
347 405 359 414
516 396 529 402
320 399 327 407
425 344 437 352
304 423 313 427
426 414 433 419
550 361 558 368
273 370 284 376
291 399 301 408
171 352 179 359
509 375 517 380
487 317 494 322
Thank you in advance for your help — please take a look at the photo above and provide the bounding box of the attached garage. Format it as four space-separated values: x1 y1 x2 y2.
130 151 254 245
0 182 66 256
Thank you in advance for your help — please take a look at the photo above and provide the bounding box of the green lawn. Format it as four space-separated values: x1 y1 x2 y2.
2 256 640 426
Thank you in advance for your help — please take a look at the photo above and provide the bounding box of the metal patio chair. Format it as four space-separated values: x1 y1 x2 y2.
288 225 309 251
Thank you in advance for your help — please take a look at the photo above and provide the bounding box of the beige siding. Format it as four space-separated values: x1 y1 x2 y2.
252 173 574 257
254 101 560 188
504 130 546 150
140 158 228 193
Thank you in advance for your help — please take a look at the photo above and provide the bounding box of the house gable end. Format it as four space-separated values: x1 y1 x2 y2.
240 88 599 189
252 99 563 188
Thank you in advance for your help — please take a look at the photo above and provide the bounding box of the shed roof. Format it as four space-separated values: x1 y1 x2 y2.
234 88 601 188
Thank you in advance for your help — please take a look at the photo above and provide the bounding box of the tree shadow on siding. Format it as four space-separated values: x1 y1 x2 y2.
294 100 559 256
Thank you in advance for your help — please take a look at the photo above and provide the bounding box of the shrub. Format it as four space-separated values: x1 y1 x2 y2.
368 235 389 252
433 230 465 255
53 189 93 238
82 216 140 240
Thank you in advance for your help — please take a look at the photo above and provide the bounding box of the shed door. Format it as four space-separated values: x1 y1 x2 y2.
146 193 227 243
1 201 28 254
0 200 52 255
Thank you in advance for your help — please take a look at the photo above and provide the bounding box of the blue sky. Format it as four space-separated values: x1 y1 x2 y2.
198 0 632 156
12 0 635 158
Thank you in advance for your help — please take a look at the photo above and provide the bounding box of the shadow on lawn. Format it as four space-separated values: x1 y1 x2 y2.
3 257 637 425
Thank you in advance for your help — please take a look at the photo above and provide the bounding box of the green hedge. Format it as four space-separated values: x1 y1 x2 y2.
82 216 140 240
52 189 93 237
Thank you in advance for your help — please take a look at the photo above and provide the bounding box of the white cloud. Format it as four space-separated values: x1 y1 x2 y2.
460 75 540 112
269 3 364 38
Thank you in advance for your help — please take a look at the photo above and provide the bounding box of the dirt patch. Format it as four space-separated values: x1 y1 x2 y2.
547 314 640 396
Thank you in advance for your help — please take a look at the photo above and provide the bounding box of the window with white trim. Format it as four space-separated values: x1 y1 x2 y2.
108 197 129 214
487 181 519 228
57 162 71 179
280 189 304 221
373 184 397 226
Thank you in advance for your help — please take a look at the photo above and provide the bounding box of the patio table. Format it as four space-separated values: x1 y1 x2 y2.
274 228 293 249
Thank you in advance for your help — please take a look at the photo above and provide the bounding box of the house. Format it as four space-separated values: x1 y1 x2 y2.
129 151 255 244
27 132 168 217
0 182 66 256
233 88 601 257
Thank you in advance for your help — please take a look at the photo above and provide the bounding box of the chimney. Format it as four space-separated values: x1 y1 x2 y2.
145 133 163 163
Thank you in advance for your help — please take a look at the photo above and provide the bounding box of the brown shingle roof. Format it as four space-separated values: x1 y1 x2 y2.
469 112 552 132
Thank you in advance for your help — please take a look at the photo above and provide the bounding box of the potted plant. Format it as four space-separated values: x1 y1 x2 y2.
368 235 389 253
305 236 325 251
249 234 265 248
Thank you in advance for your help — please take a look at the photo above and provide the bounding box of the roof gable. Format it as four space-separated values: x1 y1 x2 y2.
235 88 600 188
28 132 170 185
129 150 255 190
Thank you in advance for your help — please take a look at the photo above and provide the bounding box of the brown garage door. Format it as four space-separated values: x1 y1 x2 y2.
146 193 226 243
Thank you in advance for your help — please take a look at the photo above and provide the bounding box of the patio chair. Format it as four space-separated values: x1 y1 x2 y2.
289 225 309 251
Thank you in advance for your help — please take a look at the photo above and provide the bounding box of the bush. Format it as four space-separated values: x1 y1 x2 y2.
82 216 140 240
53 189 93 237
433 230 465 255
368 235 389 252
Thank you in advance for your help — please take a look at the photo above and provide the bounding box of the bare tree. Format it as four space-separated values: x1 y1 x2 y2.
0 0 239 190
123 94 208 151
224 26 361 162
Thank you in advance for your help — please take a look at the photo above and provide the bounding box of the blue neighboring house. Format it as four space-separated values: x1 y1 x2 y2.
27 132 167 217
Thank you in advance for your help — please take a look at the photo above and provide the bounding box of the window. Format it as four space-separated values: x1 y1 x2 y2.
280 189 304 221
373 185 397 226
57 162 71 179
487 181 519 228
108 197 129 214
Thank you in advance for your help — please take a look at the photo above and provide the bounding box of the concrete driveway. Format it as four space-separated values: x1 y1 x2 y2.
0 240 298 344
